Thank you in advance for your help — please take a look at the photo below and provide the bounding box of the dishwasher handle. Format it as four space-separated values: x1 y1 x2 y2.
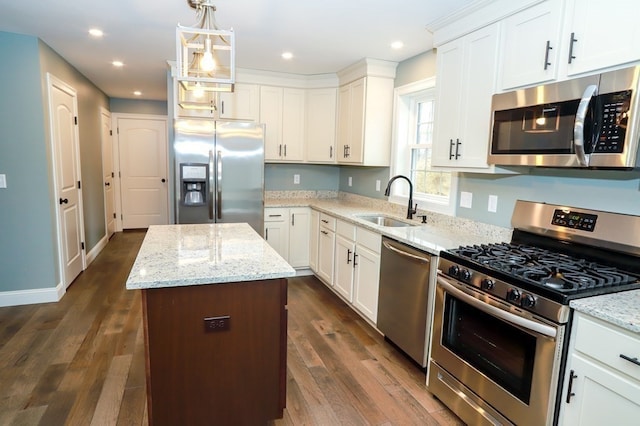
383 240 430 265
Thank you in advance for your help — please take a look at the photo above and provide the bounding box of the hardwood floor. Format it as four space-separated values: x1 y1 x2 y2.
0 231 462 425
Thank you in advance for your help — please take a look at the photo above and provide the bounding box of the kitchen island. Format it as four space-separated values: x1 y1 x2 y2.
126 223 296 426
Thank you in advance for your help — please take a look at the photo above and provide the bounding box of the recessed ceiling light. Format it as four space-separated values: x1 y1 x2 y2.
281 52 293 60
88 28 104 37
391 41 404 49
112 61 124 67
133 91 142 96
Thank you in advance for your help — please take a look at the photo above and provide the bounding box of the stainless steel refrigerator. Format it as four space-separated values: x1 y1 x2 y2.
174 119 264 234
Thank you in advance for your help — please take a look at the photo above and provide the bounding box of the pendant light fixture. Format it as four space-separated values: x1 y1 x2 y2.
176 0 235 95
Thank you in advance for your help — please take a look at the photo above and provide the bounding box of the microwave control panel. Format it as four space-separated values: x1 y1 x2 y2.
595 90 631 153
552 209 598 232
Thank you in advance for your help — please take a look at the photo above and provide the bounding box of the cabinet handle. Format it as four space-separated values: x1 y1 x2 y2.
620 354 640 366
565 370 578 403
346 145 350 158
320 230 328 235
455 139 461 159
221 100 225 115
353 252 358 268
343 145 347 158
449 139 455 160
321 219 329 224
329 146 333 158
347 249 352 264
279 144 282 157
568 32 577 64
291 213 295 226
268 214 282 217
544 40 552 70
284 144 287 157
265 228 269 240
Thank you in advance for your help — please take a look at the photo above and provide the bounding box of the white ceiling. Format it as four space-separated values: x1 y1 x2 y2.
0 0 475 101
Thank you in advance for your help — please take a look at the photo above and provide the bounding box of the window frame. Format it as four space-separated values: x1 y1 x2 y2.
389 78 457 216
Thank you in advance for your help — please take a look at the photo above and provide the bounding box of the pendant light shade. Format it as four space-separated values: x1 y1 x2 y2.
176 0 235 94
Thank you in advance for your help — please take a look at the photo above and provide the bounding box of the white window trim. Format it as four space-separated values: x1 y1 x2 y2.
389 78 458 216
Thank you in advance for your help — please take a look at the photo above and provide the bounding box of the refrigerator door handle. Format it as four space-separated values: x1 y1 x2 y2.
208 150 215 220
217 150 223 220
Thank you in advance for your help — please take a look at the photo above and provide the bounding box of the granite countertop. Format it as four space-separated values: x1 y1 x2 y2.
126 223 296 290
266 197 513 255
570 290 640 334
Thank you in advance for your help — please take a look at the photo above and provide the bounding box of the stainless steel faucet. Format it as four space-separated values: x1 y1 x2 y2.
384 175 417 220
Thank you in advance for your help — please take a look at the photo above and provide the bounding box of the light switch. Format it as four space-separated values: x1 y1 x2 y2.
376 180 381 191
348 176 352 187
460 191 472 208
0 174 6 188
293 174 300 184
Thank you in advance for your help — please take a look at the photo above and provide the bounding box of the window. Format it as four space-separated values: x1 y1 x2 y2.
390 78 456 215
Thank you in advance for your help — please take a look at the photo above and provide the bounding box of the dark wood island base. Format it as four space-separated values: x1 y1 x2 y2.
141 278 288 426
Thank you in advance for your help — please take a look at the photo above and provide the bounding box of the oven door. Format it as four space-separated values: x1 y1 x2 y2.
429 274 565 426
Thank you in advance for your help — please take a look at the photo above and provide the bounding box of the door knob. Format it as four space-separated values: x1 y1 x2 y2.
59 198 69 205
161 178 166 183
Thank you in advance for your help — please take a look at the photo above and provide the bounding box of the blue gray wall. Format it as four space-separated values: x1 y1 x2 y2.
110 98 168 115
0 31 110 294
265 164 340 191
0 32 57 292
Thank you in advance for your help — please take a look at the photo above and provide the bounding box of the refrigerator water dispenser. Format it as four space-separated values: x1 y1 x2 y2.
180 163 208 206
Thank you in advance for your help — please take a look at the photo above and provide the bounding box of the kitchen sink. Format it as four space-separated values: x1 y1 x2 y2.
355 214 416 227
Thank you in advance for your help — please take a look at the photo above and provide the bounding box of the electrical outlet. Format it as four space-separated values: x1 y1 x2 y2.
348 176 352 187
204 315 230 332
293 174 300 184
460 191 473 208
488 195 498 213
376 180 381 191
0 174 6 188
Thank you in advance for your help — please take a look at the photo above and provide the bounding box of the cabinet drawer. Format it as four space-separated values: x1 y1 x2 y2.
574 313 640 381
264 208 287 222
319 213 336 231
356 227 381 253
336 220 356 240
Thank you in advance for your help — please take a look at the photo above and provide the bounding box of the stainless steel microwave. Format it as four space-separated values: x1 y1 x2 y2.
488 66 640 169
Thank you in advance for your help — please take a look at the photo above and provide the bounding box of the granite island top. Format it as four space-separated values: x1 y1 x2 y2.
570 290 640 334
266 196 513 255
126 223 296 290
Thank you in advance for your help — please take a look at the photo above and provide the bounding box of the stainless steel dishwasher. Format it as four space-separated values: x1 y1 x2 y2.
377 236 436 367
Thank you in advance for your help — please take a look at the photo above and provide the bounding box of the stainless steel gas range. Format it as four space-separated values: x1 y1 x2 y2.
428 200 640 426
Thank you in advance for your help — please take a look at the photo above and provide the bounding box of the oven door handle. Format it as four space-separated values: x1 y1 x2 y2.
437 276 557 338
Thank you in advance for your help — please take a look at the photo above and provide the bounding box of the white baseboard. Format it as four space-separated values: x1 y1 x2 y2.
294 268 314 277
85 234 108 266
0 282 65 307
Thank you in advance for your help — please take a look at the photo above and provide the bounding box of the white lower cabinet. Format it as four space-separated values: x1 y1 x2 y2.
352 227 381 323
334 221 357 302
312 212 381 324
309 209 319 271
264 207 310 268
316 213 336 284
559 312 640 425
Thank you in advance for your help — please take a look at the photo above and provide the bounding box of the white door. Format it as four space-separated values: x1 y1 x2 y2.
101 108 116 238
48 75 85 289
117 117 168 229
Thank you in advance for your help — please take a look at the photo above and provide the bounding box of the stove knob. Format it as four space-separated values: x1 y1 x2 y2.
459 269 471 282
506 288 521 303
448 265 460 277
481 278 495 290
521 294 536 308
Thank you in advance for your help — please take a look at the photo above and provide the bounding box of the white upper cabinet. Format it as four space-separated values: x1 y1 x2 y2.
261 86 305 162
218 83 259 121
335 59 396 166
562 0 640 77
499 0 640 90
432 23 504 171
306 88 337 163
499 1 564 90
